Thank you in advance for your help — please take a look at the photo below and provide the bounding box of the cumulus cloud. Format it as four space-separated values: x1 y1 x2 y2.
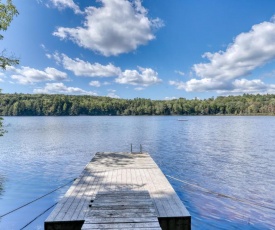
107 89 120 98
103 81 111 86
0 72 4 82
169 80 185 90
218 79 275 95
116 67 162 86
52 52 121 77
34 82 97 95
49 52 161 87
164 96 177 100
193 21 275 81
7 66 68 85
53 0 163 56
170 18 275 94
89 80 101 87
134 87 144 91
169 79 231 92
48 0 82 14
175 70 185 76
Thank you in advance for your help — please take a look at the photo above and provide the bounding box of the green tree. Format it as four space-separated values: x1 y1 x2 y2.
0 116 4 136
0 0 19 69
0 89 6 136
0 0 18 135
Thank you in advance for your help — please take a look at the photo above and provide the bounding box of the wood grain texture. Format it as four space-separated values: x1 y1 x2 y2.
45 152 191 230
82 191 161 229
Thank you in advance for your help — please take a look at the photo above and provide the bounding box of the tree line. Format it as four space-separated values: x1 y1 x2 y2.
0 0 19 135
1 93 275 116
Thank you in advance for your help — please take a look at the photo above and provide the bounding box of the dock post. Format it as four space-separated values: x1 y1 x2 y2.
131 143 132 153
140 144 142 153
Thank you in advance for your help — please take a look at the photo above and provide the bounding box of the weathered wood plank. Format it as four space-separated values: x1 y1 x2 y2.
45 152 191 230
83 191 161 229
81 170 105 219
96 191 150 196
87 210 157 217
70 170 98 220
90 201 155 207
76 170 102 219
87 207 157 217
93 195 151 200
88 205 156 211
58 171 98 221
81 222 161 229
85 217 159 223
46 167 90 222
147 168 176 217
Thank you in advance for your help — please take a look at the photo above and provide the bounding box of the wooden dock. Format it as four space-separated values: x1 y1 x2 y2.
45 152 191 230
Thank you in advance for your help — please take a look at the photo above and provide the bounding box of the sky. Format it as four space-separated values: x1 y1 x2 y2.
1 0 275 100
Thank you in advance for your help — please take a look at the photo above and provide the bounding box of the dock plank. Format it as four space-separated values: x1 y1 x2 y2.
83 191 161 229
46 168 89 222
82 222 161 229
45 152 191 230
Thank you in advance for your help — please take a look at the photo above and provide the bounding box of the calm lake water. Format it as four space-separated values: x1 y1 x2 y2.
0 116 274 229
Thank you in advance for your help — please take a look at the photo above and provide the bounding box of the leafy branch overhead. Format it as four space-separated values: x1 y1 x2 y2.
0 0 19 69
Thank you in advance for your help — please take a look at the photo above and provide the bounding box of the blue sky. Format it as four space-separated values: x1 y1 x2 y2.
1 0 275 99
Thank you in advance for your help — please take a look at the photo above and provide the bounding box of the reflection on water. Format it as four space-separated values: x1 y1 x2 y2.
0 175 5 197
0 116 274 229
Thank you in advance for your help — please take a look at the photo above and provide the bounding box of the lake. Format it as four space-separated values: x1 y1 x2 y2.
0 116 274 229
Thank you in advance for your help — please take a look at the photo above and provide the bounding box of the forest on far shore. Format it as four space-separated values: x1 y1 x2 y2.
1 93 275 116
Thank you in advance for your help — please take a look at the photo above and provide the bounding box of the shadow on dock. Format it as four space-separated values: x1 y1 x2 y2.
45 152 191 230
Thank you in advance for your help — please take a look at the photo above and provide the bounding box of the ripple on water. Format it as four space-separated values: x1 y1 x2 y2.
0 116 274 229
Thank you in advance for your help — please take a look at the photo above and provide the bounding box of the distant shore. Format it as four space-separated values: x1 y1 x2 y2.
1 93 275 116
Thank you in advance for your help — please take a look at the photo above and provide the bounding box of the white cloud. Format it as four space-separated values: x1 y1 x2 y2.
49 0 82 14
169 80 185 90
218 79 275 95
194 22 275 80
103 81 111 85
49 52 161 87
193 20 275 81
46 53 52 59
134 87 144 91
171 18 275 94
40 44 47 51
0 72 4 82
171 79 231 92
53 52 121 77
164 96 177 100
53 0 163 56
107 89 120 98
8 66 68 85
34 82 97 95
116 66 162 86
89 80 101 87
175 70 185 76
170 78 275 95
